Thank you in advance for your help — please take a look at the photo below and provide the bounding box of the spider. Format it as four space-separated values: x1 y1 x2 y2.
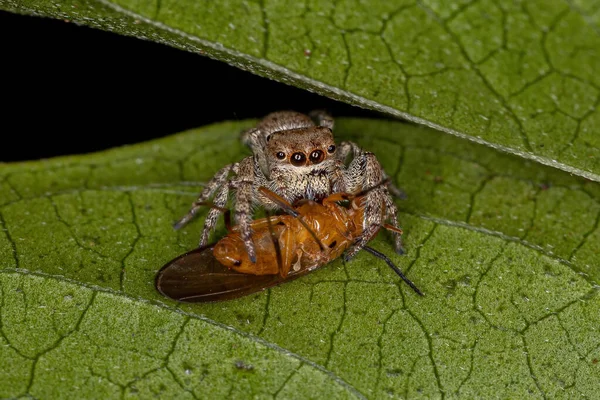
174 110 404 263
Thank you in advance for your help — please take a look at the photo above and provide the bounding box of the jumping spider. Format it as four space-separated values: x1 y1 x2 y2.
175 110 404 263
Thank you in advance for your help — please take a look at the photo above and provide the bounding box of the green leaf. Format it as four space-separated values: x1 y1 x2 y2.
3 0 600 182
1 118 599 397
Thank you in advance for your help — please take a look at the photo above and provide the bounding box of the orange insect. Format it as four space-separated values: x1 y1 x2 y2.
156 185 423 302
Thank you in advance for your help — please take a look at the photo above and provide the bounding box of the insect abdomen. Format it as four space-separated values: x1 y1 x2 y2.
213 229 283 276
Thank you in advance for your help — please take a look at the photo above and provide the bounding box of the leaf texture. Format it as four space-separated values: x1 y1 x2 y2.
1 118 599 398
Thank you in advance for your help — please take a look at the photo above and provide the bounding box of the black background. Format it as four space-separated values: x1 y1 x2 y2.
1 11 386 162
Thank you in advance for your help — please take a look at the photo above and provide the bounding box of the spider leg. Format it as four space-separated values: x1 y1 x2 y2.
199 181 230 246
382 171 407 200
383 191 405 255
180 200 232 231
173 163 238 230
240 127 270 176
308 109 335 129
240 127 260 150
343 224 381 261
234 158 258 263
337 140 406 199
336 141 362 167
343 152 388 260
340 178 404 256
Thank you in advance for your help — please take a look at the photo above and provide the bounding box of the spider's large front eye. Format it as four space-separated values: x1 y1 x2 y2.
290 152 307 166
327 145 336 154
309 150 324 164
276 152 286 160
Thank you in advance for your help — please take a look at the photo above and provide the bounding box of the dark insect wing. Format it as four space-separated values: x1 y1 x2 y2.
156 245 276 302
155 245 320 303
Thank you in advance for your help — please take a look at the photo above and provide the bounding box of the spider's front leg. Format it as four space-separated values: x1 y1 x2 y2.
336 141 406 199
232 157 263 263
174 163 238 243
383 189 405 255
342 152 404 260
309 109 335 129
199 182 232 247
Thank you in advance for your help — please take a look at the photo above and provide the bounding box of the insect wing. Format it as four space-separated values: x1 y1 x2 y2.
156 245 321 303
156 245 275 302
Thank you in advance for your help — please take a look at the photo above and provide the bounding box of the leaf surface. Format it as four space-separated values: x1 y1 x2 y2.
3 0 600 181
1 118 599 398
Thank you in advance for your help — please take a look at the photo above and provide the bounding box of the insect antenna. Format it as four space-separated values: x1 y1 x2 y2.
352 178 392 198
258 187 326 251
362 246 424 296
265 211 283 273
333 178 394 207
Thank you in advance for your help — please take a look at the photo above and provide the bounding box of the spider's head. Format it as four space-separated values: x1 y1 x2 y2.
265 126 337 172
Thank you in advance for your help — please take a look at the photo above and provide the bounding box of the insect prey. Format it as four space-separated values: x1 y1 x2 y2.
156 183 423 303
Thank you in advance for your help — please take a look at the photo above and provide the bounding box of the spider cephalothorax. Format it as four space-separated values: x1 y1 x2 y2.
260 125 342 204
175 111 403 263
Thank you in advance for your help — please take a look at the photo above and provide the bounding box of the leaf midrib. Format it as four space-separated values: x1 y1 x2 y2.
0 268 368 400
10 0 599 183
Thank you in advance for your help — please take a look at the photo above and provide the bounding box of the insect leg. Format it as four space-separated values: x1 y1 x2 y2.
173 162 238 230
321 192 351 205
264 212 283 275
277 223 297 277
382 224 403 235
362 246 423 296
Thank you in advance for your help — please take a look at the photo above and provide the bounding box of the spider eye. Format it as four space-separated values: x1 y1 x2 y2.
290 152 307 166
309 150 324 164
276 152 285 160
327 145 336 153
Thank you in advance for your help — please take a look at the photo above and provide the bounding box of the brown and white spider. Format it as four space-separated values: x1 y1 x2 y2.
175 110 404 263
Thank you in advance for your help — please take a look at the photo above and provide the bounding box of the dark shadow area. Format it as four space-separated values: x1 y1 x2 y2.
1 11 386 162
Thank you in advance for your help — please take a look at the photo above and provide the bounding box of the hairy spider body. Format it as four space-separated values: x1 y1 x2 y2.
260 127 344 204
175 111 403 262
